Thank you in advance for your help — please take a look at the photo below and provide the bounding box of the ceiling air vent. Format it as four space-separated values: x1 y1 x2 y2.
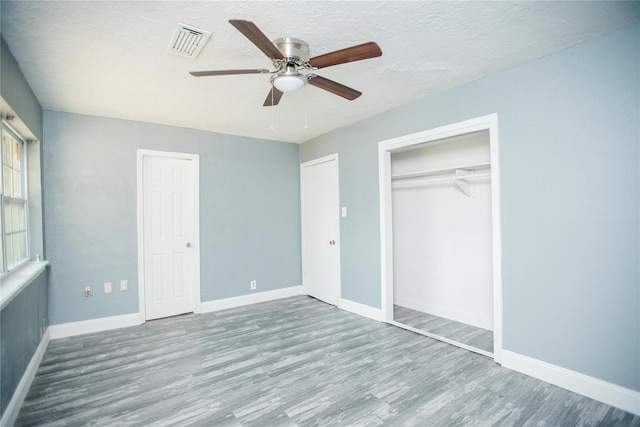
168 23 211 59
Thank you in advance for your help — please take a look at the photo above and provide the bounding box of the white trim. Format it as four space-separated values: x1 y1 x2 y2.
191 154 201 314
300 153 338 168
49 313 143 339
338 298 383 321
378 148 394 323
0 261 49 310
389 320 493 359
136 149 201 320
378 115 498 151
136 150 145 319
487 115 503 362
199 286 304 313
0 328 50 427
49 286 304 338
502 350 640 416
378 113 503 363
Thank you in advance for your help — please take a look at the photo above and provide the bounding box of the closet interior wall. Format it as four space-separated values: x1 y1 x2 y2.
391 131 493 332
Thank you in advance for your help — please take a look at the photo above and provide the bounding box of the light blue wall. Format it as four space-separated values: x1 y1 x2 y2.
0 36 43 141
0 36 48 420
43 111 301 325
0 270 48 418
301 24 640 392
1 35 46 259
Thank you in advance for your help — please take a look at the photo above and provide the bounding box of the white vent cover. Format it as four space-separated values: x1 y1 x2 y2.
168 23 211 59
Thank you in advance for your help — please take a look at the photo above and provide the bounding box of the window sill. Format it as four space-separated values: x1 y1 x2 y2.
0 261 49 310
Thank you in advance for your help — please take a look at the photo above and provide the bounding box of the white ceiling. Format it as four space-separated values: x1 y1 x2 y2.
1 1 638 144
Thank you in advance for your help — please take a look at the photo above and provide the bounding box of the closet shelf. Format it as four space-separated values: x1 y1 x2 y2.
391 163 491 198
391 162 490 181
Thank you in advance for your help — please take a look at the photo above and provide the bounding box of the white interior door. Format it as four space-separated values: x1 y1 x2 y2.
140 151 199 320
301 154 340 306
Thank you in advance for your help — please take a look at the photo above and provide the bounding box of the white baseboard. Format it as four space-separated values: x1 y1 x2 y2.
49 313 143 339
502 350 640 416
49 288 305 338
199 286 304 313
1 328 50 427
338 298 383 321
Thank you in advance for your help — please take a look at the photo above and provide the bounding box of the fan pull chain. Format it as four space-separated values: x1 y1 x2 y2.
270 89 275 130
304 91 309 129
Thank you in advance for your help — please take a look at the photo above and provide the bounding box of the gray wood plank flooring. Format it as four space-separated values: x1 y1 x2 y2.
17 296 638 426
393 305 494 353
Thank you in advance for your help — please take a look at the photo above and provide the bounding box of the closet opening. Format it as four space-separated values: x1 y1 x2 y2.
378 114 502 362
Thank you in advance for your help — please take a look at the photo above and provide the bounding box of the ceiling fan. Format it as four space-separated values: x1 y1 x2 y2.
190 19 383 106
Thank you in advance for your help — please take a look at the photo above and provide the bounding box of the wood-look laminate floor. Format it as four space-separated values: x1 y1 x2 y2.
393 305 494 353
17 296 638 426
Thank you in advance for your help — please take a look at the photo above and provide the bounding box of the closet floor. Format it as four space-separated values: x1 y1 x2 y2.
393 305 493 353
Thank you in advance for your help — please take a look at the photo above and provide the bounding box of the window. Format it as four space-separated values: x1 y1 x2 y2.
1 125 28 273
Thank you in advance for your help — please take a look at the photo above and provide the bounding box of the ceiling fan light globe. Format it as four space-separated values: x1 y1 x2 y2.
273 74 306 93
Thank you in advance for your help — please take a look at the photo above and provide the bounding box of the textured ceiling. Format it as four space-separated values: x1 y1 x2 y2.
1 1 638 144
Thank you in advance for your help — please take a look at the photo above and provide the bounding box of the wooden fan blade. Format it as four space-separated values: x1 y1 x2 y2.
309 42 382 69
190 69 269 77
229 19 284 60
307 75 362 100
263 87 284 106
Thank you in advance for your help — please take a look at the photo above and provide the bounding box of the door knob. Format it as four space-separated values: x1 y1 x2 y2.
185 242 192 248
329 240 336 245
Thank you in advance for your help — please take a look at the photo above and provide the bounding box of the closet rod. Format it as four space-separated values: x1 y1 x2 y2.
457 172 491 180
391 162 490 181
392 172 491 187
392 170 491 197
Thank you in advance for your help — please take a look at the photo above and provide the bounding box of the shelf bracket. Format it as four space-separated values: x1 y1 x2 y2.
455 169 475 197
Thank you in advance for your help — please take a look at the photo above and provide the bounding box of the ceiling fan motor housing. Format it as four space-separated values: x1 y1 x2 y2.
270 37 311 92
273 37 310 66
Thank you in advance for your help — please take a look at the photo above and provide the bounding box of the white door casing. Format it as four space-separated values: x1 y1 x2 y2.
301 154 341 306
137 150 200 321
378 114 503 363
